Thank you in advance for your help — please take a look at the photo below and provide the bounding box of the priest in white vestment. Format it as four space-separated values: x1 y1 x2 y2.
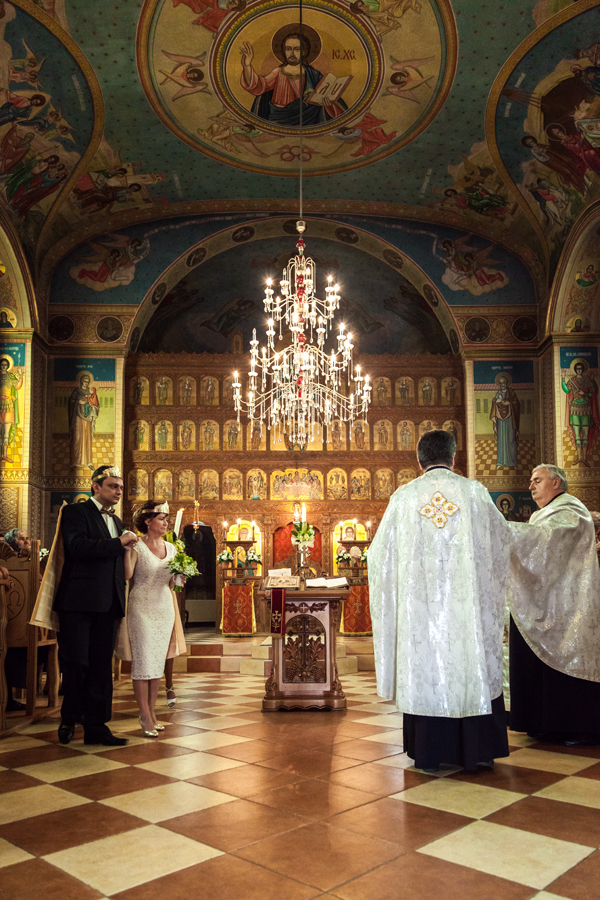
368 430 511 771
508 463 600 745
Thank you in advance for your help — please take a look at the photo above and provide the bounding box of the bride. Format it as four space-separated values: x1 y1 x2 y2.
124 500 185 737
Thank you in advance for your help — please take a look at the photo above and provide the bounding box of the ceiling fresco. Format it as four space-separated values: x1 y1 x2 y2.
0 0 596 345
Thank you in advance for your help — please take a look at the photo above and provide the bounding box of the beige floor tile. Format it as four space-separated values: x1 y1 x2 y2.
163 732 252 751
362 728 404 745
499 748 598 775
507 731 538 747
43 823 222 895
100 780 235 822
418 820 593 889
392 777 524 818
0 736 48 752
536 775 600 809
372 754 415 770
69 735 147 754
16 754 126 784
350 703 400 713
19 722 60 734
0 784 90 824
353 714 403 727
530 893 574 900
136 753 245 779
185 716 256 731
110 717 145 732
0 837 34 868
199 705 258 716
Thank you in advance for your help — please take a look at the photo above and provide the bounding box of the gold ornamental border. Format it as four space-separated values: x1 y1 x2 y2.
137 0 458 177
485 0 600 281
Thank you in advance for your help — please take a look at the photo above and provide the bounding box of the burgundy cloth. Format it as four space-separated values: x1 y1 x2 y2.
270 588 286 635
273 523 322 566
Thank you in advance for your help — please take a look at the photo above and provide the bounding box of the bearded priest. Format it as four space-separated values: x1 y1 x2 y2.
508 464 600 745
368 429 512 772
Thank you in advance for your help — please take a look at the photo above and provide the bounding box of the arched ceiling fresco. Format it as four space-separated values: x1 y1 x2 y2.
1 0 598 345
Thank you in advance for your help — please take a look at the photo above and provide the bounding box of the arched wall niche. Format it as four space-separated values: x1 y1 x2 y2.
548 199 600 337
0 209 37 332
125 217 461 356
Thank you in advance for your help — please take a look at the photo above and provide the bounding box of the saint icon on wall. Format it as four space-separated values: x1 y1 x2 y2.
562 358 599 467
0 356 23 463
239 26 349 126
490 373 520 470
68 370 98 471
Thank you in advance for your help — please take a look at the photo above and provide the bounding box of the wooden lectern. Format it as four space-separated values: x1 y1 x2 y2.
263 588 347 711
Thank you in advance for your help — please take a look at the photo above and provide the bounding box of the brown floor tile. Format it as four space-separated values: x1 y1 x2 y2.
155 709 216 721
234 821 402 891
53 766 178 799
548 848 600 900
331 851 533 900
112 852 321 900
248 778 381 819
101 742 194 764
256 749 361 777
0 744 80 768
0 769 43 794
205 739 291 763
451 762 567 794
319 762 430 797
0 858 104 899
577 760 600 780
485 795 600 848
122 723 207 739
325 797 472 849
330 739 404 762
0 802 146 855
187 763 307 798
332 722 395 738
161 797 309 850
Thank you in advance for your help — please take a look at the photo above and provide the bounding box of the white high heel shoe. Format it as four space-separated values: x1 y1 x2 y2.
139 717 158 738
166 686 176 708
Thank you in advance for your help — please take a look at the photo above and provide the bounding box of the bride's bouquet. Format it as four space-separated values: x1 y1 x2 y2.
166 539 200 592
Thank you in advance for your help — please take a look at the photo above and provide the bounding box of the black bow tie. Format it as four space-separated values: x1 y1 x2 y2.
100 507 115 517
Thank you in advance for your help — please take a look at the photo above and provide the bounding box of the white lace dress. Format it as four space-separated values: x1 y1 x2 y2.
128 540 176 680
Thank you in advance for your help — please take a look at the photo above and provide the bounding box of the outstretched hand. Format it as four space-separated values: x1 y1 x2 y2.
240 41 254 67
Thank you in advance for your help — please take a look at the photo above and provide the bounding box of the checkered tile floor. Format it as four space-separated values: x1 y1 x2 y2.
475 438 537 477
1 671 600 899
52 436 115 476
562 432 600 468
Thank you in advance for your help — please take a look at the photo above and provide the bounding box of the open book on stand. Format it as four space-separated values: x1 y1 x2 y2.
305 576 348 589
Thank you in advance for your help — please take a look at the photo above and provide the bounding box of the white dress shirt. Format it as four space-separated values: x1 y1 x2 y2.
91 495 119 539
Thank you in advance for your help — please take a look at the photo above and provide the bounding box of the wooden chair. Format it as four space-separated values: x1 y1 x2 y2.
1 540 59 717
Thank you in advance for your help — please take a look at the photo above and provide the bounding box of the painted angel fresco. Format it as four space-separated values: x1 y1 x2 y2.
70 233 150 292
384 57 434 102
433 236 509 297
159 50 210 100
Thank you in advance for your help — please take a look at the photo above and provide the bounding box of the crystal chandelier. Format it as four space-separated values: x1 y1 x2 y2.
232 0 371 446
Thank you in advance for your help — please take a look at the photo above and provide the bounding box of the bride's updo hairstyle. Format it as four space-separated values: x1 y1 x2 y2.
132 500 164 534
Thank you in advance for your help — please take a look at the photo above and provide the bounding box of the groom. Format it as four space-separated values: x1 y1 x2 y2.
54 465 138 745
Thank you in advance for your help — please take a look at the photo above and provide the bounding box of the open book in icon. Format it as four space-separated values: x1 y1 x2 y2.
308 73 353 106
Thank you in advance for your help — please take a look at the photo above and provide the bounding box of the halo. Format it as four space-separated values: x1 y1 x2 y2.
496 493 515 512
0 353 14 370
570 357 589 373
494 371 513 385
76 369 93 385
271 23 321 66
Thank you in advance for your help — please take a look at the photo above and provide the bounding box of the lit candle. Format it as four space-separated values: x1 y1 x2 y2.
301 503 306 526
237 518 241 540
251 520 255 541
339 520 344 539
367 521 371 540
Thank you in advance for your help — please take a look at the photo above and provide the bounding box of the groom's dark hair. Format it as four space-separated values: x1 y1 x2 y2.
418 430 456 469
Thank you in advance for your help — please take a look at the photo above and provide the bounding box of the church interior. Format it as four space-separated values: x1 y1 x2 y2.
2 0 600 897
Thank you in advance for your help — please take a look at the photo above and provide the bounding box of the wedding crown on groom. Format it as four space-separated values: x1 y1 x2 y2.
92 465 122 483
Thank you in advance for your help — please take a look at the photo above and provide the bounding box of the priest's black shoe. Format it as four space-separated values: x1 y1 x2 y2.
84 725 128 746
58 722 75 744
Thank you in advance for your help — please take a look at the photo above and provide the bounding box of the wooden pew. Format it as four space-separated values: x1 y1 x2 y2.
0 540 59 717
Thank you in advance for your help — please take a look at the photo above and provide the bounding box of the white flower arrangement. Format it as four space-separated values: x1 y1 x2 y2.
245 548 262 564
39 548 49 560
335 547 352 564
217 548 234 564
291 522 315 547
360 547 369 564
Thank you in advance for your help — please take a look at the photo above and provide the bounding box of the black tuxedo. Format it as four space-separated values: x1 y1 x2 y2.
54 499 127 730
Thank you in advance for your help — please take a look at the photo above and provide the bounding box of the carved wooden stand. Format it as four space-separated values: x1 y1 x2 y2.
262 589 347 711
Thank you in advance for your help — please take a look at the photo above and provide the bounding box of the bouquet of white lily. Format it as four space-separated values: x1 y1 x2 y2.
335 546 352 564
217 548 234 564
166 539 200 591
291 522 315 547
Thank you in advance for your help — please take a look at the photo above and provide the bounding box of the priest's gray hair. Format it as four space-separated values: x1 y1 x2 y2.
533 463 568 491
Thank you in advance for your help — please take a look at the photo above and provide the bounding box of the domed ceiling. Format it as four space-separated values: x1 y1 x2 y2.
2 0 599 350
